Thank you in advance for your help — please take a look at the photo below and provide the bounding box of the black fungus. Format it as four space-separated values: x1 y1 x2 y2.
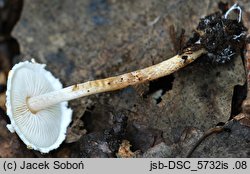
184 11 247 64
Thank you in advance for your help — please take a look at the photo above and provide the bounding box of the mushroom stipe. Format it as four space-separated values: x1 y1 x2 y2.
5 4 247 153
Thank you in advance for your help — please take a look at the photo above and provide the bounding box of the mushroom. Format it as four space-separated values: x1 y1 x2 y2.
6 60 72 153
5 4 247 153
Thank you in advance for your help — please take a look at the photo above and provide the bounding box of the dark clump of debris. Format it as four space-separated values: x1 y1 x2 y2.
184 7 247 64
77 111 128 158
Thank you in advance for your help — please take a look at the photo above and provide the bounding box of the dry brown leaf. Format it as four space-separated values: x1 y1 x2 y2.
116 140 139 158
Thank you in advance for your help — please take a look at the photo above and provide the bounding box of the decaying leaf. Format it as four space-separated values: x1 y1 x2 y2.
116 140 139 158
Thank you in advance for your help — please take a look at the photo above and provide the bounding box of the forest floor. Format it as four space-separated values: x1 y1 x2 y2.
0 0 250 157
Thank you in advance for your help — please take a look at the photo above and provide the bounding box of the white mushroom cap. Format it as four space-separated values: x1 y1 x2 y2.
5 60 72 153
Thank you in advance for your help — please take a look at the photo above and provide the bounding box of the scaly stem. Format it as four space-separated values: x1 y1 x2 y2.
27 48 206 112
